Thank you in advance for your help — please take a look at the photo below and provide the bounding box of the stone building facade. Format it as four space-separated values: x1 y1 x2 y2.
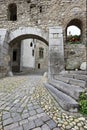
0 0 86 78
35 40 48 73
10 38 48 74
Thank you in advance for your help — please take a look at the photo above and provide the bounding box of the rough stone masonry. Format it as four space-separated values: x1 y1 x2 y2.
0 0 86 78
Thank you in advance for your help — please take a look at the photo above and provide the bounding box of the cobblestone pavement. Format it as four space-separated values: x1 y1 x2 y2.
0 75 87 130
0 75 60 130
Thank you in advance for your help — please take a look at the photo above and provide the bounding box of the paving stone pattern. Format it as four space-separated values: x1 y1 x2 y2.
0 75 60 130
0 75 87 130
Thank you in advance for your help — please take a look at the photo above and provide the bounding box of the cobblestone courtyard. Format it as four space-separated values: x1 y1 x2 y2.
0 75 87 130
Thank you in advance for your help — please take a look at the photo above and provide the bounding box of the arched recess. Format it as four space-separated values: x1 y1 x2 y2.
65 19 82 43
64 19 86 71
8 27 49 73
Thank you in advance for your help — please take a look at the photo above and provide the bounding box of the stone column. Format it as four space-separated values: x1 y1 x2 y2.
20 41 23 71
0 35 3 78
48 26 64 79
0 29 13 78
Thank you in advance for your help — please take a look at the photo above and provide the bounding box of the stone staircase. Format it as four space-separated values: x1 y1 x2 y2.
45 71 87 112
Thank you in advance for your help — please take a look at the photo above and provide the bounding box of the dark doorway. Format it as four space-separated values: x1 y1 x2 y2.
11 43 21 72
38 63 40 69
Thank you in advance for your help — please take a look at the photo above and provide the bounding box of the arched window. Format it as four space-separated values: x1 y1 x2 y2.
30 42 33 47
8 3 17 21
67 25 81 44
64 19 84 70
66 19 82 43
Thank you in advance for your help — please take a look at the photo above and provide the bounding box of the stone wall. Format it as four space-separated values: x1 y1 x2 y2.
20 39 35 71
64 44 86 70
0 0 86 41
35 40 48 73
45 0 86 44
0 0 52 31
0 0 86 43
0 0 86 77
0 29 9 78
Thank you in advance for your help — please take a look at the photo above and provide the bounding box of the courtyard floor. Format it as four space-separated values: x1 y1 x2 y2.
0 75 87 130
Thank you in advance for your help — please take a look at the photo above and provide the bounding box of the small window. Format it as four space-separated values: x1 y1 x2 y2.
8 3 17 21
30 4 36 11
27 0 31 3
39 48 44 58
32 49 34 56
30 42 33 47
13 50 17 61
40 6 42 13
36 20 38 24
38 63 40 69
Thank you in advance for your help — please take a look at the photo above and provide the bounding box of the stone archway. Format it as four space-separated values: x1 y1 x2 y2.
0 27 49 77
0 26 64 78
8 27 49 45
8 27 49 74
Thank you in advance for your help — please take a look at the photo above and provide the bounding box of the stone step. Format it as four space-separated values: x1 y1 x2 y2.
69 71 87 75
72 74 87 81
58 73 87 81
69 78 86 88
49 79 84 100
60 70 87 75
45 83 79 112
54 75 86 88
